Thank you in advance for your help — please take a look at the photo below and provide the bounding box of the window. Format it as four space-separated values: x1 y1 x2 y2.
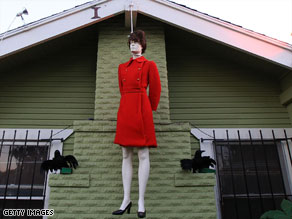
191 128 292 219
0 129 73 219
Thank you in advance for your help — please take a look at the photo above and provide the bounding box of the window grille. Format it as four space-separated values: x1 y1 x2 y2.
213 130 292 219
0 130 54 219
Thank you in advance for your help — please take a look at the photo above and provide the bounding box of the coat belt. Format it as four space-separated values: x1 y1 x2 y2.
121 88 146 94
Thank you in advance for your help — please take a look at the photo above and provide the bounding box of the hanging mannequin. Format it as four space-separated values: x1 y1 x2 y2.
113 30 161 218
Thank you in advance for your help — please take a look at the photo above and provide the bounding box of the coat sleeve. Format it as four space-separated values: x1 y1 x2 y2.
118 64 122 95
148 61 161 111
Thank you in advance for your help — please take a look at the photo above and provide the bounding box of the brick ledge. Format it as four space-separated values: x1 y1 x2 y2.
174 172 216 187
73 120 190 132
49 173 90 188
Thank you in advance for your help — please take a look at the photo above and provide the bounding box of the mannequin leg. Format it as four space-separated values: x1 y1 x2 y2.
120 147 133 210
137 147 150 212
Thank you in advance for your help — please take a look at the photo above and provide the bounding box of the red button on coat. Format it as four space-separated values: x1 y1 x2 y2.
114 56 161 147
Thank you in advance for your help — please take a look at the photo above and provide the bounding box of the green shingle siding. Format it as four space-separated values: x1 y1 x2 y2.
0 26 97 129
165 26 291 155
0 26 98 155
166 30 290 128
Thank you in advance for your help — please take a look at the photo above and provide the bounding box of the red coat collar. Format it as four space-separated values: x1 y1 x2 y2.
125 56 147 67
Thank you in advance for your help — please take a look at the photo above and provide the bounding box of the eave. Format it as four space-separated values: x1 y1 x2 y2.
0 0 291 70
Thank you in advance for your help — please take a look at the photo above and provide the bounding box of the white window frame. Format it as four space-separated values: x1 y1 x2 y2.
0 128 73 214
191 128 292 219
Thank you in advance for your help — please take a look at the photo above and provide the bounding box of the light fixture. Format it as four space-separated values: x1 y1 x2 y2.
0 7 29 46
16 8 29 23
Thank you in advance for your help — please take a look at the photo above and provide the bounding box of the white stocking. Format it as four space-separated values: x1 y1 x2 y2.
120 147 133 210
137 147 150 212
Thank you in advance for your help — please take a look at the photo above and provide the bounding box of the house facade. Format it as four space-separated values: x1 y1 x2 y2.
0 0 292 218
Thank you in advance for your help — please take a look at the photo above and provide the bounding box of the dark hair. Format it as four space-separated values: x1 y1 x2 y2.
128 30 147 54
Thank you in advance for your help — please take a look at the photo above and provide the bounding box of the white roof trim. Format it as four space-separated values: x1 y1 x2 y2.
0 0 291 69
141 0 292 69
0 0 124 58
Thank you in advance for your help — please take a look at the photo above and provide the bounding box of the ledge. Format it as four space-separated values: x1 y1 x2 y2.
49 173 90 188
73 120 116 132
73 120 190 132
174 171 216 187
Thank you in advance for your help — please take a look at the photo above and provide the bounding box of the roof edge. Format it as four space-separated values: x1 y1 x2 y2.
0 0 107 40
139 0 292 69
156 0 292 51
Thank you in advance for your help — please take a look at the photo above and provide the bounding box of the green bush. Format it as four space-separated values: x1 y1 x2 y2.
260 199 292 219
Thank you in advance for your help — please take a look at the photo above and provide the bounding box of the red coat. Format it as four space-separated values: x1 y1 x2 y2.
114 56 161 147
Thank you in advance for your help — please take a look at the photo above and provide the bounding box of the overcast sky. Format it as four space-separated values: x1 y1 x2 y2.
0 0 291 44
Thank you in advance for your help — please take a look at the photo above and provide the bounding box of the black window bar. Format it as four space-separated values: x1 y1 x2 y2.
203 129 292 219
0 130 56 219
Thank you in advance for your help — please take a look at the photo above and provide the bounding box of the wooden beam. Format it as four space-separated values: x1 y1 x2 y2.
280 86 292 105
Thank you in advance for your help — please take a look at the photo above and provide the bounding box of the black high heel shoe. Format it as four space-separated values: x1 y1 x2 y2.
137 210 146 218
112 202 132 215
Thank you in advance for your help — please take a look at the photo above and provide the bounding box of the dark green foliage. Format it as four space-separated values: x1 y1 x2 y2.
260 199 292 219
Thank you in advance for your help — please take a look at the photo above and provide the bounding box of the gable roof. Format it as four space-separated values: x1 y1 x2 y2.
0 0 291 70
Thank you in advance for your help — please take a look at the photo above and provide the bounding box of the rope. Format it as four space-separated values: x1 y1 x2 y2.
130 1 134 33
51 124 74 138
189 122 215 139
0 16 17 47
